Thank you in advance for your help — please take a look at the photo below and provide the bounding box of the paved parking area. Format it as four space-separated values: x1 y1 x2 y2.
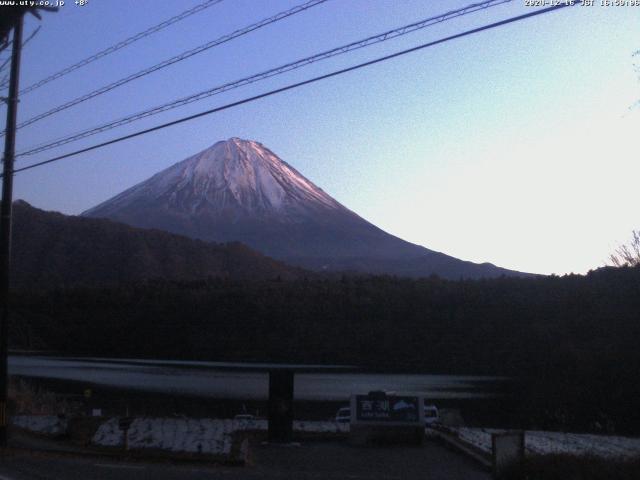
0 439 490 480
252 440 490 479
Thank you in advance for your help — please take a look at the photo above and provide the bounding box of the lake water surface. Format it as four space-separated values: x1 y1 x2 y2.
9 355 501 401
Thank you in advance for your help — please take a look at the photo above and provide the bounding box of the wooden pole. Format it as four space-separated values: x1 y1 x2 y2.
0 12 23 447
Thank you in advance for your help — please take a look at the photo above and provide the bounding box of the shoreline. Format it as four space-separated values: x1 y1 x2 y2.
11 375 516 427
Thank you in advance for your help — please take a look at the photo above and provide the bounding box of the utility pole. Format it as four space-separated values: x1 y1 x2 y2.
0 12 23 448
0 5 57 448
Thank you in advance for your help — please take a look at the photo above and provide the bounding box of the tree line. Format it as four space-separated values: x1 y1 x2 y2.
9 265 640 433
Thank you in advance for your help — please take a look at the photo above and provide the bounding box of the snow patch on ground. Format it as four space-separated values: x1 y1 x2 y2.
293 420 350 434
450 427 640 459
11 415 68 436
92 418 349 456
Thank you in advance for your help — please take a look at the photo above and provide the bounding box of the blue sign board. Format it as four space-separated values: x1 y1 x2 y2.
354 394 421 423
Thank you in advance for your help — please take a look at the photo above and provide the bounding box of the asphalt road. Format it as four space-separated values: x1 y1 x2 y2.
0 441 491 480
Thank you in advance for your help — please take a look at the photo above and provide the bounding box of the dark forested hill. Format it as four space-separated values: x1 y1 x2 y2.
11 265 640 432
10 201 303 288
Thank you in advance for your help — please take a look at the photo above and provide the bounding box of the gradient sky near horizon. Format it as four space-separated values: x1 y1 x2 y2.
3 0 639 275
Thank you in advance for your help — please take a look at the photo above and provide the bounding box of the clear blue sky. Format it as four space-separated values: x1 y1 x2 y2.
4 0 639 275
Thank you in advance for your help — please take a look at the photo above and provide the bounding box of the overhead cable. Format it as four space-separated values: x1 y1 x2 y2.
9 3 577 176
17 0 512 156
18 0 225 95
7 0 329 136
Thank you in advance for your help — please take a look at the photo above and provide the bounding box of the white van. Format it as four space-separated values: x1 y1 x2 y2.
424 404 439 426
335 406 351 423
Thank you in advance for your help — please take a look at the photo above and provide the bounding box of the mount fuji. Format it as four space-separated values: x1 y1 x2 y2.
83 138 526 279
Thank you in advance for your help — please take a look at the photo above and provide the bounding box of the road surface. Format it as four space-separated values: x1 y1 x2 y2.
0 441 490 479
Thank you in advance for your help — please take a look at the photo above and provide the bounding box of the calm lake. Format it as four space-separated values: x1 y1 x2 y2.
9 355 501 401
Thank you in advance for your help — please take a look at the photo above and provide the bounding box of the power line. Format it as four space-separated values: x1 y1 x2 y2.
17 0 513 157
9 3 577 177
6 0 329 136
0 26 39 83
0 53 13 78
18 0 225 96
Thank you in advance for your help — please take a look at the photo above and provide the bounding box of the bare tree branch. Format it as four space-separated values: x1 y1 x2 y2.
610 230 640 267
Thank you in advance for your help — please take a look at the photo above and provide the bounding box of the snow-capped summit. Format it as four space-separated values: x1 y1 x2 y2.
84 138 341 219
84 138 527 279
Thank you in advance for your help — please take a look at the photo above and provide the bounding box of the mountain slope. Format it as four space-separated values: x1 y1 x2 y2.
11 200 302 289
84 138 528 279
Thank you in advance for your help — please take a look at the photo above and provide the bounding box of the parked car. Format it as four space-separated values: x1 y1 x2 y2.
335 406 351 423
424 404 439 426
